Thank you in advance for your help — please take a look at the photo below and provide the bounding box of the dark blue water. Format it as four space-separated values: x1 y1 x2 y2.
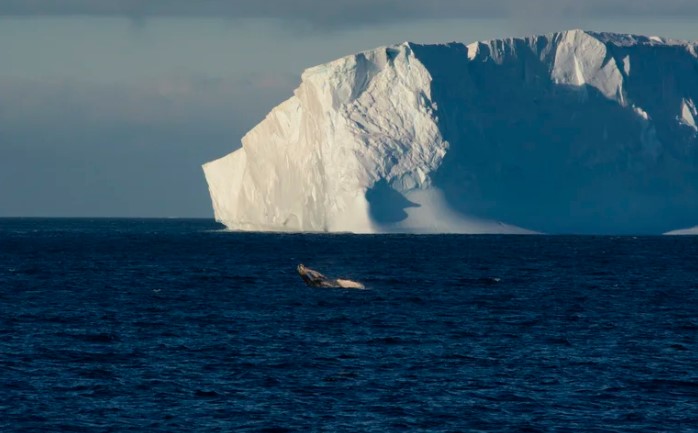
1 218 698 432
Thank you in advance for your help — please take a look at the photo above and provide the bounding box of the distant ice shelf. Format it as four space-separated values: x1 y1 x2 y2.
203 29 698 234
665 226 698 235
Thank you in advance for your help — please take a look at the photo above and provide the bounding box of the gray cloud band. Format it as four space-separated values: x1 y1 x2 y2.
1 0 697 24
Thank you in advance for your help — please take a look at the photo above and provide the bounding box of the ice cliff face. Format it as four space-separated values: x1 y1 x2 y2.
203 30 698 234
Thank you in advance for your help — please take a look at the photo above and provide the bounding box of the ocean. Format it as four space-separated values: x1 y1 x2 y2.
1 218 697 432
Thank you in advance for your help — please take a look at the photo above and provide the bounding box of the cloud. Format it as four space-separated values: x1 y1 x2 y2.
0 74 296 137
2 0 698 27
0 75 296 217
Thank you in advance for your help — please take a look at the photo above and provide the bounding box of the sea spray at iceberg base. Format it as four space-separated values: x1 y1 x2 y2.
203 30 698 234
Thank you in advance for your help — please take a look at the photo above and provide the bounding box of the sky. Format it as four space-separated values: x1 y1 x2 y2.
1 1 698 217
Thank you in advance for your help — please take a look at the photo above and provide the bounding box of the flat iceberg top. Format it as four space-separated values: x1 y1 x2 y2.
310 30 695 74
585 30 691 47
204 29 698 234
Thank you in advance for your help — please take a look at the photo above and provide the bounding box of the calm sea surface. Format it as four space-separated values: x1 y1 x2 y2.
1 218 697 432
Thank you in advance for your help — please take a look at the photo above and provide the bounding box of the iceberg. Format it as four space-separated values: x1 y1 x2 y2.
665 226 698 235
203 30 698 234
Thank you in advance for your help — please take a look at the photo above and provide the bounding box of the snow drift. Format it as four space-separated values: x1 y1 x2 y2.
203 30 698 234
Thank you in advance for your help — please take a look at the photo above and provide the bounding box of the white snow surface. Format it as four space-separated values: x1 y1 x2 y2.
204 29 698 234
680 98 697 131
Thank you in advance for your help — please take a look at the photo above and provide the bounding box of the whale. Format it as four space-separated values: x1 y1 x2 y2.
297 264 365 289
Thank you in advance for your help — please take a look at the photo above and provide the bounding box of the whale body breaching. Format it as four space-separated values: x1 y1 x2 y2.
297 264 365 289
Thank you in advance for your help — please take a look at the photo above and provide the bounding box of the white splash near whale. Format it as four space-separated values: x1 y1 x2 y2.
203 30 698 234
